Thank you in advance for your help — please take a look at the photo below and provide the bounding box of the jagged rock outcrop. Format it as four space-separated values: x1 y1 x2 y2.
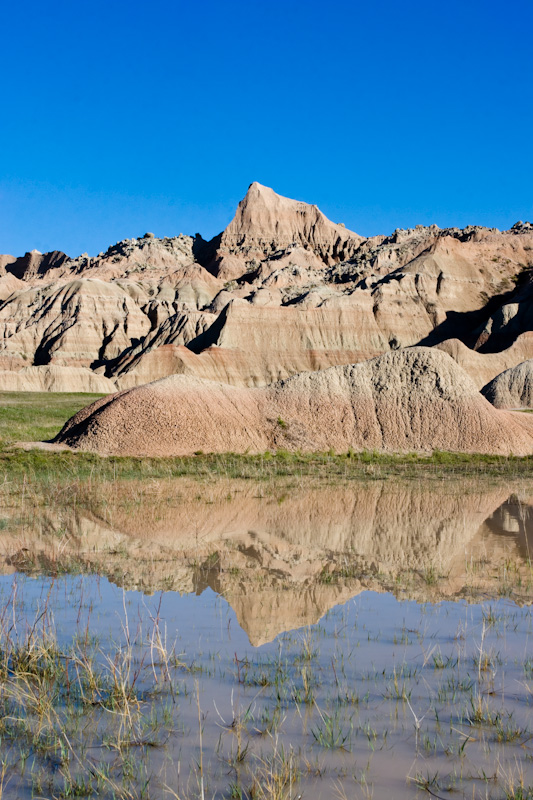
54 347 533 456
4 250 70 281
109 309 215 379
0 279 151 370
205 182 364 279
0 235 199 284
1 184 533 393
482 360 533 408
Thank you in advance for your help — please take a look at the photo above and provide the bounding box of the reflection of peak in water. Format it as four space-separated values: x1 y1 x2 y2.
1 480 531 645
480 495 533 561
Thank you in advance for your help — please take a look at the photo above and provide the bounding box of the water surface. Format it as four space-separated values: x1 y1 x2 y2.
0 478 532 798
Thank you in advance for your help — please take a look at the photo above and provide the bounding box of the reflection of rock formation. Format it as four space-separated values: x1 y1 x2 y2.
476 495 533 562
0 480 531 645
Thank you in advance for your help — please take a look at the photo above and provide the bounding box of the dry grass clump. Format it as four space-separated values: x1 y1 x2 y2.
0 584 185 799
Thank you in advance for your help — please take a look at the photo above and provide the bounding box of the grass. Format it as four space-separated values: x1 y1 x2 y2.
311 706 352 749
0 391 104 444
0 584 194 799
2 445 533 491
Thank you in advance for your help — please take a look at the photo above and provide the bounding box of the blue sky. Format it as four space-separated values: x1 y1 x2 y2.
1 0 532 256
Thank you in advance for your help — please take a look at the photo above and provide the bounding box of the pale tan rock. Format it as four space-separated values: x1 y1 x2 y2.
113 345 214 389
209 182 364 279
482 360 533 408
475 281 533 351
0 254 16 274
0 273 26 302
156 262 223 310
118 295 388 390
0 365 116 393
111 310 215 378
436 335 533 388
181 298 390 385
55 347 533 456
4 250 70 280
0 279 150 368
247 287 284 307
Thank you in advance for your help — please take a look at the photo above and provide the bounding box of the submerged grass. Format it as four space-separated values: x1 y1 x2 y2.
0 546 531 798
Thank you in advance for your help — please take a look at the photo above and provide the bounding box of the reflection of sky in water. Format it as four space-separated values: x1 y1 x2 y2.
0 576 251 651
2 572 529 659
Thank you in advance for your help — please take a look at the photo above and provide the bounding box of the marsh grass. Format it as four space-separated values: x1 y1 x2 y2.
1 449 533 505
0 578 531 799
0 582 191 800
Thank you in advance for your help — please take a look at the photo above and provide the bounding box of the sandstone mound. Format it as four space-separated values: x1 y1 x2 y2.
482 360 533 409
54 348 533 456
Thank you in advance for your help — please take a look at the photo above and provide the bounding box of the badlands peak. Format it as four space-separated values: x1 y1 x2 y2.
216 182 364 263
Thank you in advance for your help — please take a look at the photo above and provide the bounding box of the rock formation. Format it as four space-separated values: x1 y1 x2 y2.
54 347 533 456
205 181 364 279
482 360 533 408
435 335 533 389
1 184 533 393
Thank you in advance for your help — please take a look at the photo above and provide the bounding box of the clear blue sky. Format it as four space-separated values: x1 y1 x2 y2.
1 0 532 257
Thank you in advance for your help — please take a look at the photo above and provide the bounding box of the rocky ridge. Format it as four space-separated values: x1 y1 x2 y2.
1 183 533 398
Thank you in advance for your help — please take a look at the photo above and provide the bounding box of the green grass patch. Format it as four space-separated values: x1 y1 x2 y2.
0 448 532 496
0 391 104 444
